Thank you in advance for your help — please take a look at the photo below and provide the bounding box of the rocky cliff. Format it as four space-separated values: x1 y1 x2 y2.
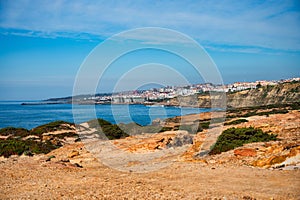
226 82 300 108
166 82 300 108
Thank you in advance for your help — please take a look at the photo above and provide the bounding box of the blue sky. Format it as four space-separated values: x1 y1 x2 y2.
0 0 299 100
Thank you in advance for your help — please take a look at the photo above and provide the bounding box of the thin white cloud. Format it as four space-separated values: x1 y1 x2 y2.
0 0 299 52
112 28 196 45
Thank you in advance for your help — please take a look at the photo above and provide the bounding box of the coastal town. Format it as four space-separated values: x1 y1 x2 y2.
70 77 300 105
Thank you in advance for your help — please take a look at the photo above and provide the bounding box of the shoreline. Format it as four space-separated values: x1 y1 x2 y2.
1 103 209 130
21 101 204 108
3 102 298 131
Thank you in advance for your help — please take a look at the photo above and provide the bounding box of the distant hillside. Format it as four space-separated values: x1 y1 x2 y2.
166 82 300 108
45 93 114 102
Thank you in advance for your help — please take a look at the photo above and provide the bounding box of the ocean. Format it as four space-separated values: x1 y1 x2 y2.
0 101 211 130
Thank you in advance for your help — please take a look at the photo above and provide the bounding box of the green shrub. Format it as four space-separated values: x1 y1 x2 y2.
102 124 129 140
257 109 289 116
224 119 248 125
159 126 173 132
290 102 300 110
175 121 211 133
87 118 129 140
209 127 277 155
30 121 74 136
0 127 30 137
118 122 143 135
119 122 173 135
87 118 112 128
0 139 27 157
199 122 210 129
0 121 77 157
241 111 257 118
0 138 59 158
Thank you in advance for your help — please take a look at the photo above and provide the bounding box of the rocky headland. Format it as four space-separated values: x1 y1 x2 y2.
164 81 300 108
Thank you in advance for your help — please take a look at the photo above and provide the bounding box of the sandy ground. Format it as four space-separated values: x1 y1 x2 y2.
0 152 299 200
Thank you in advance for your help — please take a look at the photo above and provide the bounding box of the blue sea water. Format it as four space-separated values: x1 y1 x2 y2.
0 101 211 130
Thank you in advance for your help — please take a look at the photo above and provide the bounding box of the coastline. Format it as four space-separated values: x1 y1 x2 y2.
30 81 299 109
0 102 207 130
20 101 205 108
0 103 299 199
5 102 299 133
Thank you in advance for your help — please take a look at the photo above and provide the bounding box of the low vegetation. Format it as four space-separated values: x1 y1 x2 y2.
227 102 299 119
209 127 277 155
31 121 74 136
227 108 289 119
119 123 160 134
0 121 78 158
173 124 202 133
0 138 61 158
224 119 248 125
0 127 29 137
87 119 129 140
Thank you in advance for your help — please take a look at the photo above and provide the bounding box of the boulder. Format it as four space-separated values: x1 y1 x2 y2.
253 155 287 167
68 150 79 158
166 132 193 148
152 118 161 125
234 148 257 157
252 145 300 168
